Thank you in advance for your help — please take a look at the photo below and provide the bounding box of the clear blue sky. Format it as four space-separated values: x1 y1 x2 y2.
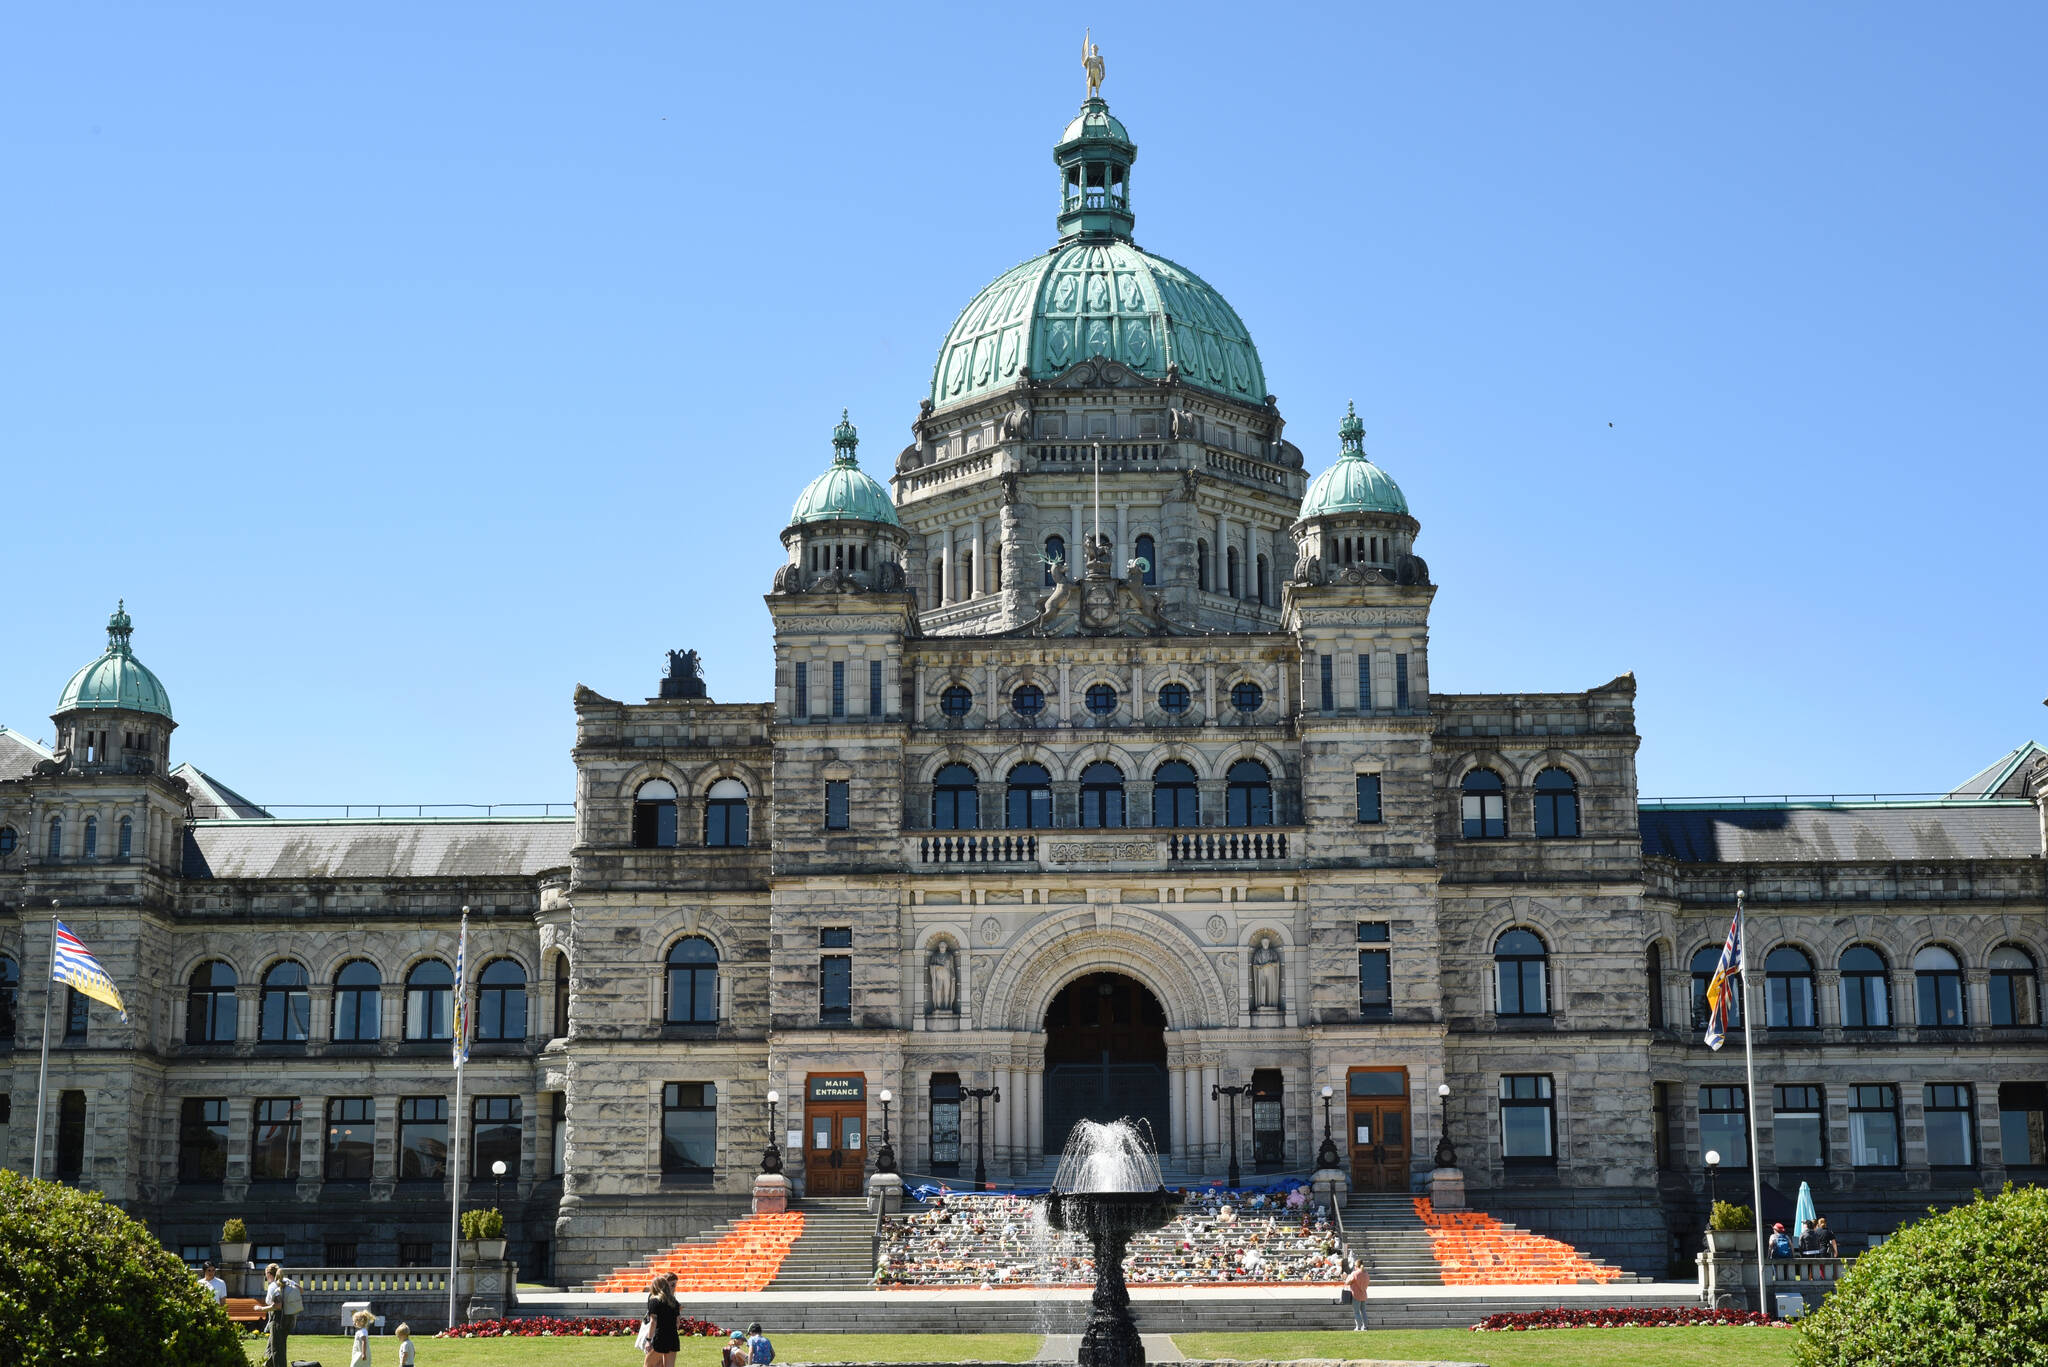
5 3 2043 807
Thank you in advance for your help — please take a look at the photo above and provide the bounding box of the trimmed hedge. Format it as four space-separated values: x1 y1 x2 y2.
0 1170 245 1367
1796 1184 2048 1367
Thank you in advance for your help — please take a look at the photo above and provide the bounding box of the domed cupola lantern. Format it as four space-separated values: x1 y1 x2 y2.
51 600 177 774
1291 404 1429 587
774 411 910 596
1056 35 1136 243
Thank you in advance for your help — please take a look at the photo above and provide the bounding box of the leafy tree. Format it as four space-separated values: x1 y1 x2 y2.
0 1170 245 1367
1797 1184 2048 1366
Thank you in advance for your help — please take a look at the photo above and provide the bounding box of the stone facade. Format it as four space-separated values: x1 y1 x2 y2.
2 81 2045 1289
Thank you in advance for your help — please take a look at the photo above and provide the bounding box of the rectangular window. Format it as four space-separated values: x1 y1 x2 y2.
1924 1084 1975 1168
325 1242 358 1268
794 662 809 719
1773 1085 1825 1169
825 780 850 830
1355 774 1382 823
1356 921 1390 943
399 1096 450 1179
1357 654 1373 710
1653 1082 1677 1170
832 661 846 718
1999 1083 2048 1166
65 987 88 1042
250 1097 302 1181
929 1074 962 1170
821 956 852 1023
1358 950 1391 1020
1850 1084 1900 1167
472 1096 521 1176
1395 654 1410 709
821 927 853 948
179 1098 230 1183
867 658 883 717
1700 1085 1749 1167
661 1083 717 1178
1319 654 1334 712
56 1091 85 1179
1498 1075 1555 1162
398 1242 433 1268
325 1098 375 1181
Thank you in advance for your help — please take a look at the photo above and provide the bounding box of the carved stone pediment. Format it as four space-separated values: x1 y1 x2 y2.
1020 537 1191 638
1046 355 1151 390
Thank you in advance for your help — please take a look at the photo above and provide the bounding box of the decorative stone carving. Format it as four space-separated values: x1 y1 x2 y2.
1024 532 1190 638
979 916 1003 945
927 939 959 1014
1251 935 1283 1011
1206 914 1230 944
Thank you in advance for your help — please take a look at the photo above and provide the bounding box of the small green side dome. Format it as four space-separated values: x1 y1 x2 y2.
57 601 174 721
789 411 901 527
1300 403 1410 518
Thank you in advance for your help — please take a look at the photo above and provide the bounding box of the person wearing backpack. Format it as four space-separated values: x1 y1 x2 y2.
261 1264 297 1367
746 1322 775 1364
1769 1222 1793 1258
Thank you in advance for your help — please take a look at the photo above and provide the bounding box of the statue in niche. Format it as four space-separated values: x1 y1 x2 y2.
1251 935 1283 1011
927 940 959 1014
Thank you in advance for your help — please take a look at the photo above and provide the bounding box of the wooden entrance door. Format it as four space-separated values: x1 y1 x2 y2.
803 1074 867 1197
1347 1067 1412 1192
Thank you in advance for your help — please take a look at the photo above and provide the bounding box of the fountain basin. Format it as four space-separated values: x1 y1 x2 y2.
1045 1189 1184 1240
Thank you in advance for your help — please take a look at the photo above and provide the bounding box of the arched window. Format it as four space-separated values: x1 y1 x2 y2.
705 778 749 847
939 685 973 718
0 953 17 1042
552 953 571 1038
665 936 718 1024
1255 554 1268 604
47 816 61 859
185 961 238 1044
1495 929 1549 1016
1135 534 1157 586
632 780 678 848
1006 763 1053 829
1532 769 1580 838
475 958 528 1041
1152 761 1200 828
259 961 311 1042
332 960 382 1042
0 826 16 856
1197 540 1210 592
1765 947 1817 1029
83 816 97 860
1044 534 1066 586
1226 760 1273 826
1691 945 1743 1030
1914 946 1966 1027
930 557 945 605
1647 944 1665 1029
1461 769 1507 838
1226 547 1240 597
959 549 974 599
1990 946 2040 1027
932 763 979 830
1839 945 1892 1028
1012 684 1046 717
1079 762 1125 828
118 816 132 859
404 959 454 1041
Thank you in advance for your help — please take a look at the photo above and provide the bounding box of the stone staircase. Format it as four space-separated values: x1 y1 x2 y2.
765 1197 878 1291
580 1211 805 1293
1410 1197 1648 1285
1341 1193 1445 1286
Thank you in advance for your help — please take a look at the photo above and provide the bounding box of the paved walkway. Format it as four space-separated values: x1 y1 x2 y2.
1039 1333 1183 1362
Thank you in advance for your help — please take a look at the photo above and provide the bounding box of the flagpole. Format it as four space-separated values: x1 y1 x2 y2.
30 909 57 1183
447 907 469 1329
1737 890 1767 1316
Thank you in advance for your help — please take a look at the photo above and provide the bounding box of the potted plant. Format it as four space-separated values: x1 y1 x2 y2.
1708 1200 1754 1252
219 1217 252 1266
459 1207 507 1262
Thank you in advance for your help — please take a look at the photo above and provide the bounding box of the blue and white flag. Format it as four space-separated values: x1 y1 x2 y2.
52 921 127 1022
452 914 470 1067
1703 910 1742 1051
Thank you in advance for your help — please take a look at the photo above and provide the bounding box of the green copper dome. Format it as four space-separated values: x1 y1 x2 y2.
929 95 1265 412
1300 404 1410 518
57 601 174 721
788 412 900 527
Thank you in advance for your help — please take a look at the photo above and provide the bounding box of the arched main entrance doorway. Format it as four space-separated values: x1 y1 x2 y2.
1042 972 1171 1154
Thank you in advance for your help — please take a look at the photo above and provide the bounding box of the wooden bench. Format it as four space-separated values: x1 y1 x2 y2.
223 1298 267 1329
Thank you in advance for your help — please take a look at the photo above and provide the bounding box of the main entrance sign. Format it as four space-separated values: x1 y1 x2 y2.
804 1072 867 1196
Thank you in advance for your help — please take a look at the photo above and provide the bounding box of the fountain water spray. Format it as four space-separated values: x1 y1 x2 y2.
1044 1117 1183 1367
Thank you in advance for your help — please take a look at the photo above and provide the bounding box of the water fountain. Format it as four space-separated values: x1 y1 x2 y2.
1043 1119 1184 1367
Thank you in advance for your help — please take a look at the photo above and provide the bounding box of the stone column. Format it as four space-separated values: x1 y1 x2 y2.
1200 1064 1221 1165
1071 504 1084 570
1115 500 1129 571
943 525 956 604
1167 1067 1186 1158
1027 1069 1043 1163
971 521 985 597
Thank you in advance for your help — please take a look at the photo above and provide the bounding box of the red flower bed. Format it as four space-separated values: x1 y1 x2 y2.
440 1315 724 1338
1472 1306 1783 1331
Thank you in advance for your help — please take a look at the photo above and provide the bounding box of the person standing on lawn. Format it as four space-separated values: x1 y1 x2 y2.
643 1272 681 1367
394 1324 414 1367
1344 1256 1371 1330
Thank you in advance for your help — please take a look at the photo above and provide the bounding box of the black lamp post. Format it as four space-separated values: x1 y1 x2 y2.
1704 1149 1722 1213
1433 1082 1457 1169
491 1158 507 1211
761 1089 783 1174
876 1088 898 1175
964 1083 1000 1188
1212 1081 1251 1188
1316 1084 1341 1170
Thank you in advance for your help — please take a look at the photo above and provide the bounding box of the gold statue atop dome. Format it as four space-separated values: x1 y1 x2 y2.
1083 29 1105 98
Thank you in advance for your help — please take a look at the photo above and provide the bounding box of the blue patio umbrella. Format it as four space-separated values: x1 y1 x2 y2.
1795 1181 1818 1239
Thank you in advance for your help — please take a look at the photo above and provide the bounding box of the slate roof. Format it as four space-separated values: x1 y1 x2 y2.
1947 741 2046 799
1640 803 2040 864
183 818 574 880
172 763 273 819
0 726 53 782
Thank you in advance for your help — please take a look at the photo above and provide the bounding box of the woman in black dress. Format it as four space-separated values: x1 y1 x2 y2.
644 1272 681 1367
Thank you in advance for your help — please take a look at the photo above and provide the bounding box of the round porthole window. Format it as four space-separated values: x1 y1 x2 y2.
1012 684 1046 717
1157 682 1191 715
1085 683 1119 716
940 685 973 718
1230 680 1264 712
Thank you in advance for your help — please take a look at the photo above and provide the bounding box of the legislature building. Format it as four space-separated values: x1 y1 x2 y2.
1 75 2044 1287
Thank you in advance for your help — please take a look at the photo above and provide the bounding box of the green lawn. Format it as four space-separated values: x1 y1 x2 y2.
1175 1327 1799 1366
243 1333 1046 1365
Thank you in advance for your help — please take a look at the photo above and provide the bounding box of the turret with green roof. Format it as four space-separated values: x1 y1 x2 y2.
1291 406 1428 587
775 413 909 596
52 600 178 773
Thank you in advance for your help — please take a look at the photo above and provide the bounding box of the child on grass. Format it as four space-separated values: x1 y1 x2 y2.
350 1309 373 1366
394 1323 414 1366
